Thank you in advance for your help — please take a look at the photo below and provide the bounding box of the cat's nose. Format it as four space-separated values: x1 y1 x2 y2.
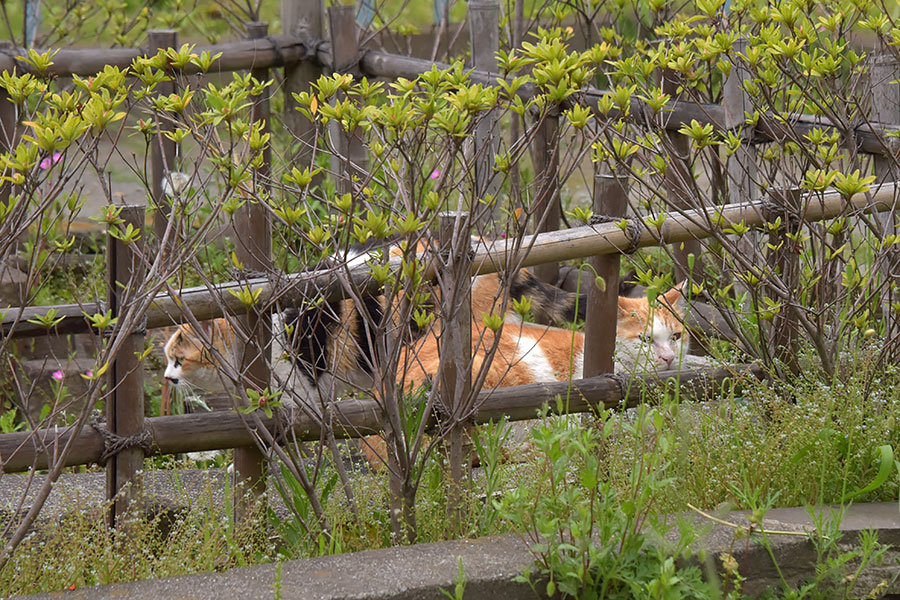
165 376 180 385
657 349 675 368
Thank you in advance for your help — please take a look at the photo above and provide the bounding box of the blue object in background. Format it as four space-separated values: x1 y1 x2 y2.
434 0 448 24
357 0 375 27
25 0 40 47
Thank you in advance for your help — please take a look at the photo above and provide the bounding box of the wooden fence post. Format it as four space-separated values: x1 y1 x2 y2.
438 211 472 530
531 111 560 284
328 4 365 195
229 21 274 518
282 0 324 168
723 38 757 207
767 187 801 376
722 36 759 317
0 85 14 209
661 66 701 282
248 22 272 180
871 50 900 347
106 205 147 526
148 29 178 245
468 0 500 231
583 170 628 376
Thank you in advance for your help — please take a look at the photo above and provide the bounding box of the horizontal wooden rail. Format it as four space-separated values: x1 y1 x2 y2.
3 180 898 338
330 43 900 154
0 35 309 76
0 37 895 151
0 365 761 472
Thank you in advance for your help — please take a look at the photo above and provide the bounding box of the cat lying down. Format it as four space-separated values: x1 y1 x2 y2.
164 279 701 411
163 276 710 465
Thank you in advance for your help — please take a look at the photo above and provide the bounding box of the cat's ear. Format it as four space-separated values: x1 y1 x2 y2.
661 280 688 309
617 296 638 318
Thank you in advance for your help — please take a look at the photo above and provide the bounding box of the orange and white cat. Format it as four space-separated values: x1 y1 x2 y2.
163 281 691 405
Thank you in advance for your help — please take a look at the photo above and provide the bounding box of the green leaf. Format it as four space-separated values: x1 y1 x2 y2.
842 445 894 503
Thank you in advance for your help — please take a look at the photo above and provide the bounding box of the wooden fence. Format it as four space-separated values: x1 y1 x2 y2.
0 0 898 524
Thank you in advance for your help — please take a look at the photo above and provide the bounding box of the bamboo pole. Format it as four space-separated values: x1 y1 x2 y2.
5 181 900 338
0 365 761 473
722 36 759 319
766 188 801 376
468 0 501 231
0 37 896 155
1 36 308 76
339 45 900 155
870 50 900 347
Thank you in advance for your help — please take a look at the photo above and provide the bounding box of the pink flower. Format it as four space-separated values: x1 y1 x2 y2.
39 152 62 170
85 370 93 378
429 168 441 179
51 370 64 381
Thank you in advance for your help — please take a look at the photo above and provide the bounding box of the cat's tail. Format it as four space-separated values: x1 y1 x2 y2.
510 269 645 325
508 269 586 325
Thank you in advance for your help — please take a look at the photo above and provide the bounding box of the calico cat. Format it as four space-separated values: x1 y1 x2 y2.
163 280 691 468
163 281 690 404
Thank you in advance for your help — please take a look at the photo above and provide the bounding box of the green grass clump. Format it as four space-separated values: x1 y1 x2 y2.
600 349 900 513
5 349 900 597
0 483 276 597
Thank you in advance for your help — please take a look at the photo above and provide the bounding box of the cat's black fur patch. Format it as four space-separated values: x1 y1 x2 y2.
283 301 339 381
354 295 385 375
508 269 587 325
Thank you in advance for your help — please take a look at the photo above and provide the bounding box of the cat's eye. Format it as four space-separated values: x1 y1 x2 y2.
672 333 682 341
173 357 183 367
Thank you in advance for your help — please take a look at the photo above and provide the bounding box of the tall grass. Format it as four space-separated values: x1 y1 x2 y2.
601 347 900 513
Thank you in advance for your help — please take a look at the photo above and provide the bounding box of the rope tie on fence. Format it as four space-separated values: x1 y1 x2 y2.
759 197 803 230
588 214 642 254
229 267 270 281
90 419 154 464
265 36 285 67
607 372 628 400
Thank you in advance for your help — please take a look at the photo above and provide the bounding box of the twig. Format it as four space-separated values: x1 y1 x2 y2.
687 503 829 540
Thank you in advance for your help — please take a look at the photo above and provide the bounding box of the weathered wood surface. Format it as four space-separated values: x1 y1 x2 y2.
106 205 146 524
149 30 178 244
231 21 274 510
0 365 762 473
4 181 900 338
531 111 560 284
583 171 627 376
281 0 324 170
0 35 309 76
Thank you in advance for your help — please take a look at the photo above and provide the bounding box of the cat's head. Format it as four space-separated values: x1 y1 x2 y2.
163 319 235 394
616 283 688 370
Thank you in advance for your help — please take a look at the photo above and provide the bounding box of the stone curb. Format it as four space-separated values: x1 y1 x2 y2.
16 534 542 600
6 469 900 599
